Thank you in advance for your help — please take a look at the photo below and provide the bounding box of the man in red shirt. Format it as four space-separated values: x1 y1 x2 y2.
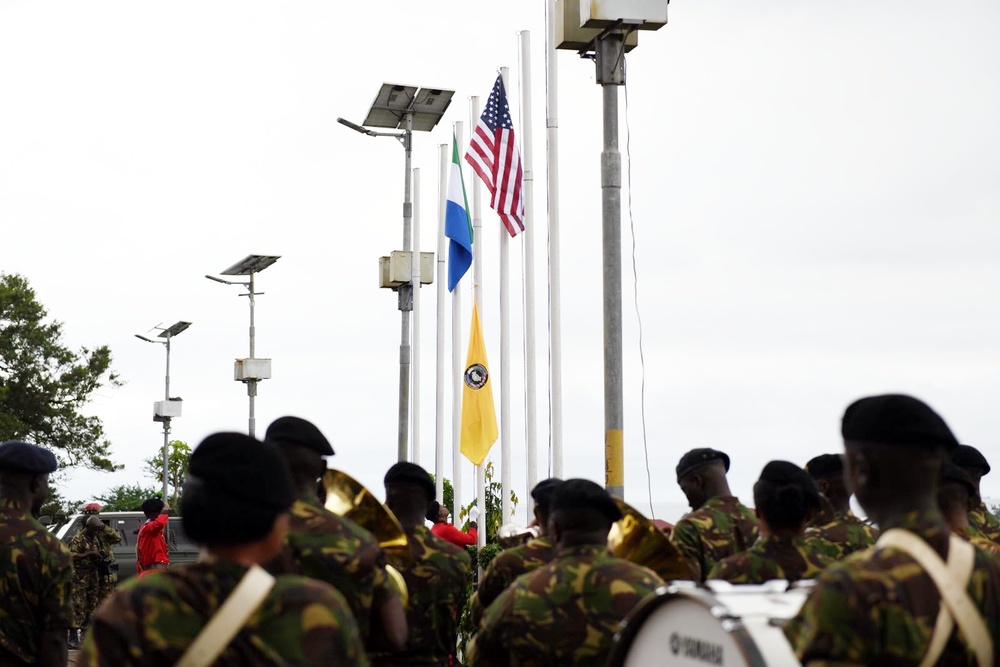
429 502 479 547
135 498 170 576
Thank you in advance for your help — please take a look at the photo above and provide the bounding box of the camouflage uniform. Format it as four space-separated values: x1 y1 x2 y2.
969 500 1000 543
956 525 1000 558
470 534 557 626
68 525 121 629
467 544 664 667
805 506 878 559
669 495 759 581
268 493 397 644
787 511 1000 665
706 534 835 584
372 524 470 667
78 560 367 666
0 498 74 665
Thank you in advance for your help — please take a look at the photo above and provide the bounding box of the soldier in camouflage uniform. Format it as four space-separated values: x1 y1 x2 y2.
953 444 1000 543
467 479 663 667
788 394 1000 665
80 432 367 666
803 453 878 558
668 448 758 581
67 514 121 648
938 462 1000 557
470 478 562 625
264 416 406 652
374 462 470 667
708 461 834 583
0 441 72 667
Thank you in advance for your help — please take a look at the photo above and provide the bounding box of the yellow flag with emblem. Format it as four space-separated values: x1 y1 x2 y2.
460 301 498 465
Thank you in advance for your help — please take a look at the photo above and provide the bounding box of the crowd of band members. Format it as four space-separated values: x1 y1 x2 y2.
1 394 998 666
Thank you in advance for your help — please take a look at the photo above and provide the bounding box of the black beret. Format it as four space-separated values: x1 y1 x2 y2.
952 445 990 476
0 441 58 474
758 460 821 509
805 454 843 480
530 478 563 509
141 498 164 515
384 462 436 500
426 500 441 522
549 479 623 523
265 416 334 456
841 394 958 452
187 432 294 512
676 448 730 480
941 462 978 499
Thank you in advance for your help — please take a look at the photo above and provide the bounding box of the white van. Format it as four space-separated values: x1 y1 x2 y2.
52 511 199 579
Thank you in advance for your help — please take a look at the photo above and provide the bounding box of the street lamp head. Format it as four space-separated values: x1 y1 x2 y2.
135 334 160 344
205 274 236 285
337 117 374 136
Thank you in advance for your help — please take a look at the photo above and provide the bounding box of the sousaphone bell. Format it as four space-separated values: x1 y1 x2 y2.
607 499 695 582
322 469 410 605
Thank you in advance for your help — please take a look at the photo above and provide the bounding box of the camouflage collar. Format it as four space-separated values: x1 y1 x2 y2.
756 534 809 549
0 497 28 514
879 510 949 539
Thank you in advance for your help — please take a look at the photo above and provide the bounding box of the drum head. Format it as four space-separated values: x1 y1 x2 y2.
606 583 808 667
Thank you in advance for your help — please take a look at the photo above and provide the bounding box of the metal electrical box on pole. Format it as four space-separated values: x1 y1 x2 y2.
557 0 667 500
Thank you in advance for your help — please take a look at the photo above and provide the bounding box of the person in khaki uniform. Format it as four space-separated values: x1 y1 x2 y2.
787 394 1000 666
668 448 759 581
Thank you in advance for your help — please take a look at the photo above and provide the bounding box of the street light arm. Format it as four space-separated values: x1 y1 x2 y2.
337 117 375 136
205 274 238 286
135 334 162 344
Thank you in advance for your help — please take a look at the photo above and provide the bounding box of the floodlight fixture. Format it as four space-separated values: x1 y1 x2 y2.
135 320 191 501
220 254 281 276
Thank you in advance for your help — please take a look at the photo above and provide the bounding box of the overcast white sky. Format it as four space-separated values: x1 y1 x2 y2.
2 1 998 524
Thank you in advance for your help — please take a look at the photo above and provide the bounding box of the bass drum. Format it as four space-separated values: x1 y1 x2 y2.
607 580 812 667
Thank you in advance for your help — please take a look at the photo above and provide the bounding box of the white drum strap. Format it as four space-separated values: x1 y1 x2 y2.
175 565 276 667
876 529 991 667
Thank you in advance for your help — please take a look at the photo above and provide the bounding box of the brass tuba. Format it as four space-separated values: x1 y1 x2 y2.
607 499 695 581
496 522 541 548
322 469 410 604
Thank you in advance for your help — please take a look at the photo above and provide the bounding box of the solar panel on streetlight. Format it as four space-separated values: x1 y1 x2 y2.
157 321 192 338
220 255 281 276
361 83 454 132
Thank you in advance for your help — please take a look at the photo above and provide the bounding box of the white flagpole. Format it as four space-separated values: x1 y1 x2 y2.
470 97 486 551
435 144 448 503
499 66 512 526
519 31 538 517
411 167 421 465
546 0 564 478
452 121 465 516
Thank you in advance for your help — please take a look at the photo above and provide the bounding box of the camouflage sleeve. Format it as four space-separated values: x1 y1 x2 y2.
40 541 74 631
471 555 510 626
669 518 704 581
785 564 868 665
77 589 135 665
705 556 739 583
67 532 87 554
101 525 122 545
467 585 514 667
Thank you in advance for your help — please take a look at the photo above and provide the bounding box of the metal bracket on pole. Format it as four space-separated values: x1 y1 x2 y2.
596 31 627 86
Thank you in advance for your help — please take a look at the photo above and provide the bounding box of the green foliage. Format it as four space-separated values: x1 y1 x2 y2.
0 273 122 471
992 504 999 519
144 440 191 506
96 483 160 512
459 461 518 545
429 474 455 516
39 484 79 521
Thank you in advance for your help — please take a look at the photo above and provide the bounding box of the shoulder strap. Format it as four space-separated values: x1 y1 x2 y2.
175 564 277 667
877 529 992 667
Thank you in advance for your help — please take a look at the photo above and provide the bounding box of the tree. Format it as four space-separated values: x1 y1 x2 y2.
144 440 191 506
0 273 122 471
96 483 161 512
460 461 518 546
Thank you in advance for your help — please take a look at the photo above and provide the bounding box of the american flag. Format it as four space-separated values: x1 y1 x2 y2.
465 75 524 237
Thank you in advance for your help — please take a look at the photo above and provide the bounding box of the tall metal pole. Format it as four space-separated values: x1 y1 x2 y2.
546 0 565 479
247 271 257 438
162 335 171 501
435 143 448 504
412 167 422 465
520 31 539 516
398 112 414 462
597 33 625 499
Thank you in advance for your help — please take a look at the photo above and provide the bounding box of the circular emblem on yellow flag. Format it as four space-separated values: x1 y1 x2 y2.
464 364 488 390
